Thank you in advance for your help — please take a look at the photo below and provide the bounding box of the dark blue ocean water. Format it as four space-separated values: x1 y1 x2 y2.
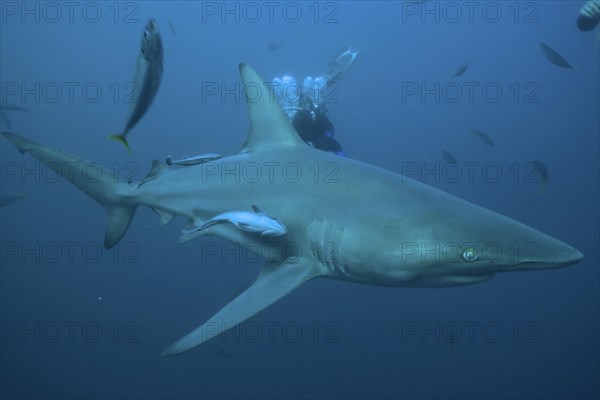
1 1 598 399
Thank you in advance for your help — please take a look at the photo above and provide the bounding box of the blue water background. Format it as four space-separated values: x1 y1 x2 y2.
1 1 598 399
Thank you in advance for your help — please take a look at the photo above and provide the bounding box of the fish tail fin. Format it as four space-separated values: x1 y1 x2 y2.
108 133 132 153
2 131 137 248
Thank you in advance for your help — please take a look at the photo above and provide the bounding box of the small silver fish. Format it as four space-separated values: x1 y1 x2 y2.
0 194 25 208
268 42 283 51
109 19 164 152
539 42 574 70
531 160 549 193
166 154 223 166
178 205 287 243
0 111 10 128
441 150 457 164
451 62 468 78
167 19 176 36
0 102 29 113
469 129 495 147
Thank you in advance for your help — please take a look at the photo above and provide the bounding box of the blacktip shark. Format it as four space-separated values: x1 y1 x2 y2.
2 64 583 357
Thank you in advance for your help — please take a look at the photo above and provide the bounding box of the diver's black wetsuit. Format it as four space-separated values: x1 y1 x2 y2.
291 102 344 156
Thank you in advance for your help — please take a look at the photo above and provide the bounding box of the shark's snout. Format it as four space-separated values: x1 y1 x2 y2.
517 239 584 270
492 222 584 273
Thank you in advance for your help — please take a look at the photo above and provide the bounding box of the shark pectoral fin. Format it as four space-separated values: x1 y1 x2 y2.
161 258 320 357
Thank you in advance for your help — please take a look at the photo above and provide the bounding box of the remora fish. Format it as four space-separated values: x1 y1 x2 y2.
469 129 495 147
109 19 164 152
451 62 468 77
539 42 574 70
178 205 287 243
166 154 223 166
1 64 583 358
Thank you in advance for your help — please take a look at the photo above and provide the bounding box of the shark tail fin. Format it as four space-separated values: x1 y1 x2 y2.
108 133 132 153
2 131 137 248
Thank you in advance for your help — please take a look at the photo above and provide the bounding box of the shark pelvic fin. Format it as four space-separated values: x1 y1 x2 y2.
238 64 306 153
150 207 176 226
161 258 320 356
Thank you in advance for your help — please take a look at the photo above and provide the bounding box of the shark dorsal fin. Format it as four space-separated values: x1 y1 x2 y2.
238 64 306 153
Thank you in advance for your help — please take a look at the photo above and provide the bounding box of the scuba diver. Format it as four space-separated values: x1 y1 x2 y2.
577 0 600 31
272 45 361 156
166 46 360 167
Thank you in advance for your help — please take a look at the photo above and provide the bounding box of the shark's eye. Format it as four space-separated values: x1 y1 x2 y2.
462 248 478 262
